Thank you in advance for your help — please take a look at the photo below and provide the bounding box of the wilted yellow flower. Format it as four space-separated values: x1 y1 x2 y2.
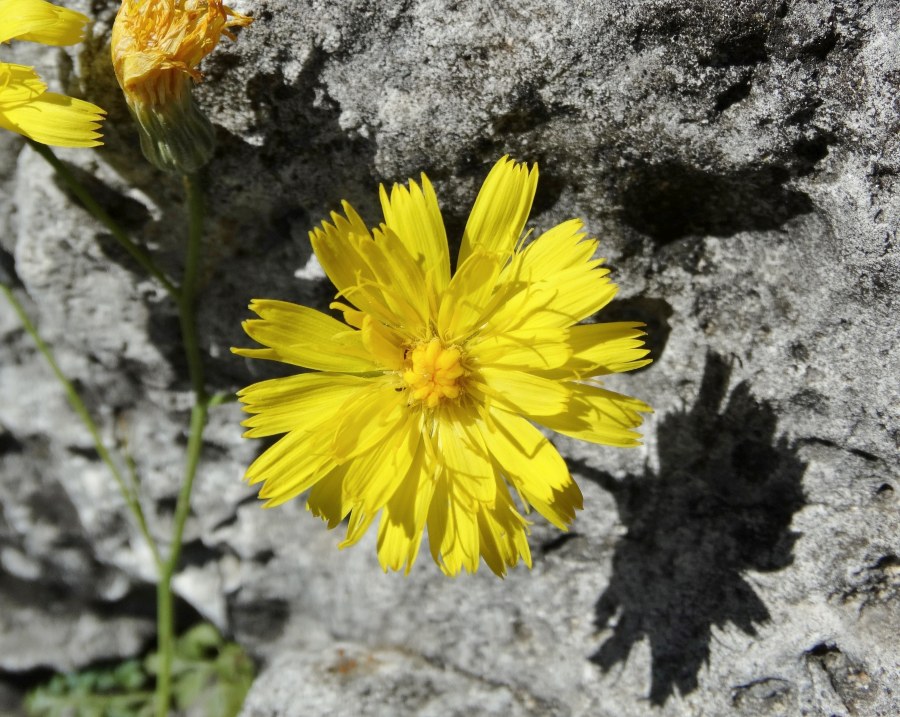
111 0 251 172
0 0 105 147
234 157 652 577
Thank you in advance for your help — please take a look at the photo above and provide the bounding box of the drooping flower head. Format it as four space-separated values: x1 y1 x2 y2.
111 0 251 172
0 0 105 147
234 157 652 577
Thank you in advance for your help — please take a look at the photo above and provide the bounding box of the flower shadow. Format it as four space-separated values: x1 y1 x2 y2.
588 352 806 704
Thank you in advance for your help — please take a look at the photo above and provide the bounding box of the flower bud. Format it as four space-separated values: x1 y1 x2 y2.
111 0 251 173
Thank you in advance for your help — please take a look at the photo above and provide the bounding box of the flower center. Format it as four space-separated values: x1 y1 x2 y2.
403 338 465 408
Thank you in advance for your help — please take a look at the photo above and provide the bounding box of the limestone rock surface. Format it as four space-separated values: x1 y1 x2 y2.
1 1 898 716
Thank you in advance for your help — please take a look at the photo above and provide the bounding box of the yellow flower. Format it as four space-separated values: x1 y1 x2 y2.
234 157 652 577
0 0 105 147
111 0 251 172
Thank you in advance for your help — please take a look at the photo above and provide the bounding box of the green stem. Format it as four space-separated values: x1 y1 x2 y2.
155 173 208 717
155 400 207 717
154 572 173 716
27 140 178 297
0 283 161 567
179 173 207 402
209 391 236 407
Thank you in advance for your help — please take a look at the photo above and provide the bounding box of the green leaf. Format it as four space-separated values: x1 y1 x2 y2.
113 660 147 691
25 660 154 717
177 623 223 660
172 667 208 709
25 624 254 717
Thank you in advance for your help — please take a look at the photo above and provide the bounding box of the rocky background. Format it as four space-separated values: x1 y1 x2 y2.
1 0 898 715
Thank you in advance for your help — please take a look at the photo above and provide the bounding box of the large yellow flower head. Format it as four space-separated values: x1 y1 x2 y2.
0 0 105 147
234 157 653 577
111 0 251 172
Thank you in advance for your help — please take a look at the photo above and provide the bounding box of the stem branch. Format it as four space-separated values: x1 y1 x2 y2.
0 283 161 566
28 140 177 297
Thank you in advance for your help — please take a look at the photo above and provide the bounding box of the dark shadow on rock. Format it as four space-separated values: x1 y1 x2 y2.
620 161 813 243
227 594 291 644
598 297 672 370
51 163 153 237
589 352 806 704
0 247 19 287
201 51 381 387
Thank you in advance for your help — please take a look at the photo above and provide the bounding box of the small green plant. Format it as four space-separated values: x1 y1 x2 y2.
25 624 254 717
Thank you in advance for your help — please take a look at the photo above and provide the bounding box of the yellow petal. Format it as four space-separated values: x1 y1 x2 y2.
341 410 419 511
339 417 419 551
379 173 451 295
310 206 429 331
436 250 502 342
467 326 573 370
427 474 481 576
482 405 584 530
248 379 410 508
237 372 372 438
329 381 407 461
479 407 575 512
477 479 531 577
436 404 496 507
340 502 377 549
249 431 336 508
507 219 593 277
306 464 350 528
308 203 373 298
517 480 583 533
545 322 652 379
474 322 651 380
247 428 326 484
366 225 430 330
0 0 88 45
232 299 380 372
0 63 45 103
0 65 104 147
486 220 615 332
376 440 435 574
458 156 538 265
330 300 365 329
426 475 450 567
312 224 428 332
360 314 405 370
473 367 571 417
536 382 652 447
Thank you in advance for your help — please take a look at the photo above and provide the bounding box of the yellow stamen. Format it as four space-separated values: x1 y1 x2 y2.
403 338 465 408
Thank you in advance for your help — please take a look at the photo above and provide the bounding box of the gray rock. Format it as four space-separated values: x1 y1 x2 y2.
240 644 539 717
0 0 897 716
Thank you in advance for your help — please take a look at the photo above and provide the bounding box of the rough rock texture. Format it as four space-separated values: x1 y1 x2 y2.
1 0 898 715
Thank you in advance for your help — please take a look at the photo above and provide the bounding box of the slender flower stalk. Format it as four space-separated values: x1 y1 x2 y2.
147 171 210 717
234 157 653 577
27 140 178 296
107 1 252 711
0 0 105 146
0 282 160 565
